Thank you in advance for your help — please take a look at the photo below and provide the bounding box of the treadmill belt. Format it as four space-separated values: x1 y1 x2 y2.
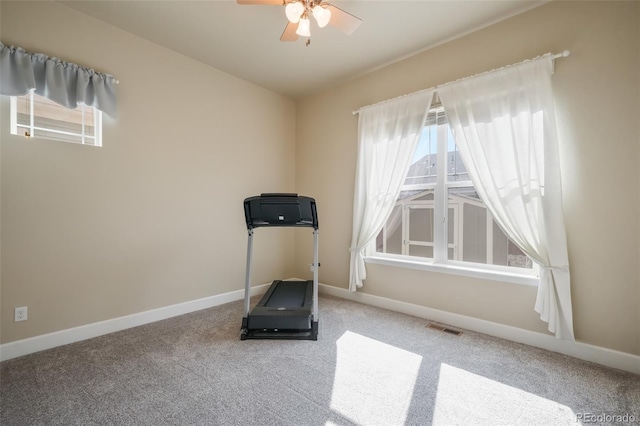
266 281 307 308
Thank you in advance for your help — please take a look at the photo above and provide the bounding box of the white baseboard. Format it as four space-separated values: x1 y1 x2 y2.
3 281 638 376
319 283 640 375
0 283 271 362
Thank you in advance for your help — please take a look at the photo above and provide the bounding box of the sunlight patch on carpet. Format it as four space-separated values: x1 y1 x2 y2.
330 331 422 425
433 363 579 425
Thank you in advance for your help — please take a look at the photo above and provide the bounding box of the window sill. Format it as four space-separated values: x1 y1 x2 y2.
364 255 539 286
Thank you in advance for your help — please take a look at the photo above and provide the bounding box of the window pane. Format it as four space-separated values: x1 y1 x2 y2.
492 222 509 266
447 206 456 260
446 125 470 183
405 125 438 186
34 114 83 135
507 239 533 268
16 96 30 128
447 207 455 244
376 205 403 255
491 222 533 269
413 192 434 201
84 107 95 137
409 245 433 258
34 96 80 123
409 207 434 243
449 186 533 270
35 128 84 144
462 203 487 263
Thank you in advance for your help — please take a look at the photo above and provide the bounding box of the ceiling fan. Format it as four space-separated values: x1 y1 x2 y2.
236 0 362 45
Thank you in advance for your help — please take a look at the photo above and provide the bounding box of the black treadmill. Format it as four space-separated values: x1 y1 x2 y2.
241 193 319 340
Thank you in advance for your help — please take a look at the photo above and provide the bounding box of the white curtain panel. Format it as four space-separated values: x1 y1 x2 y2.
349 90 433 291
438 55 574 340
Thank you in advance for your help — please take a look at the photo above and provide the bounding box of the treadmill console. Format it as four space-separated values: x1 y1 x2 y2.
244 193 318 230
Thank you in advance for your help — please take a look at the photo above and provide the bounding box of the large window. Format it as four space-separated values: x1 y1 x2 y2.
375 101 533 273
10 90 102 146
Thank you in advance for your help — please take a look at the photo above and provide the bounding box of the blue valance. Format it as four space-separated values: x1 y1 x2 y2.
0 43 117 118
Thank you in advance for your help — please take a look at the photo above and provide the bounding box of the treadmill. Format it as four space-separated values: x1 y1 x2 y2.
241 193 319 340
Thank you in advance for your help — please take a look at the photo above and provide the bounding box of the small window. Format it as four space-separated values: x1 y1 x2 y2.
10 90 102 146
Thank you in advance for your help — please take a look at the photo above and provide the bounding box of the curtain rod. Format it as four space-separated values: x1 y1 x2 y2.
352 50 570 115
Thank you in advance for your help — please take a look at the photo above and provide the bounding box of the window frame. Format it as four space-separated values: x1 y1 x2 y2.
367 103 539 286
10 90 103 147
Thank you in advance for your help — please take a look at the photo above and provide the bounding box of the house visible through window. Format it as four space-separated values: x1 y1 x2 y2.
375 102 533 271
10 90 102 146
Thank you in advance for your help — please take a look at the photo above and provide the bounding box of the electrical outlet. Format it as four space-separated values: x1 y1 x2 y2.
14 306 28 322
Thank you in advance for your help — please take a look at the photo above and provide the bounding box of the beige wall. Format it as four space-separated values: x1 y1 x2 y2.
0 1 296 343
1 0 639 358
295 0 640 355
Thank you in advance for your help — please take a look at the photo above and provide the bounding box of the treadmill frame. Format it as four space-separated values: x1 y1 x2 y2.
241 194 319 340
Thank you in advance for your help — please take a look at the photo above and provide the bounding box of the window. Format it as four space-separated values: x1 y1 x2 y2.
374 101 534 276
10 90 102 146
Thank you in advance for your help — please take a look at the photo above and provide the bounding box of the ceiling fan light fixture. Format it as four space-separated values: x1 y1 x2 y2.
239 0 362 44
312 5 331 28
285 1 304 24
296 14 311 37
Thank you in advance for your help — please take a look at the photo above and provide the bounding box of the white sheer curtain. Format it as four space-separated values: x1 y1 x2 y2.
349 90 434 291
438 55 574 340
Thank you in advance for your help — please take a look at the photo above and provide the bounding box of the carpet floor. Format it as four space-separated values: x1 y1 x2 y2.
1 294 638 425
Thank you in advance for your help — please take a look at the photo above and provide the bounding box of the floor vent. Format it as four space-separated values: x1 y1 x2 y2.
427 323 462 336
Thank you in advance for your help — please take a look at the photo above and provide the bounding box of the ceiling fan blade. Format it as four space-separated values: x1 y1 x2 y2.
325 3 362 35
236 0 283 4
280 21 299 41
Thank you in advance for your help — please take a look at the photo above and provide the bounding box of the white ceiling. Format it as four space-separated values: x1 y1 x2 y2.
58 0 545 99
